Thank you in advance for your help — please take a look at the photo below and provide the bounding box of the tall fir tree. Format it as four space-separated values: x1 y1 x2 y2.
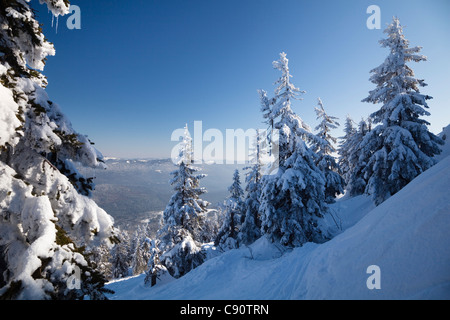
346 118 372 197
312 98 344 203
156 124 208 279
258 52 329 247
0 0 116 299
238 130 263 246
361 17 443 205
110 230 131 279
215 169 244 250
130 224 152 276
338 115 357 185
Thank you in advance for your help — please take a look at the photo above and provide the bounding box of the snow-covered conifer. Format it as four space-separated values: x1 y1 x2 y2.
215 169 244 250
361 17 443 205
130 225 152 276
0 0 116 300
238 131 263 246
258 52 329 247
346 118 372 196
111 231 131 279
338 115 357 184
156 124 208 279
89 243 114 280
228 169 244 209
312 98 344 203
144 239 167 287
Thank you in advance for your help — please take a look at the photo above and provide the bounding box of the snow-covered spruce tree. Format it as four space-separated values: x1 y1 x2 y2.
110 230 131 279
228 169 245 212
130 224 152 276
144 239 167 287
337 115 357 185
361 17 443 205
215 169 244 250
312 98 344 203
258 52 329 247
156 124 208 279
238 130 263 246
346 118 372 197
199 208 221 243
88 242 113 280
0 1 116 299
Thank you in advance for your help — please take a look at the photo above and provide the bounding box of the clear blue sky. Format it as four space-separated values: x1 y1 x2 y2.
33 0 450 159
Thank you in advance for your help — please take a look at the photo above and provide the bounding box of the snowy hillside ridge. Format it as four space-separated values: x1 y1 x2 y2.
106 155 450 300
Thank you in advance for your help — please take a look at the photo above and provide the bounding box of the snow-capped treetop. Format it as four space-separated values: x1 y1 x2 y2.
360 17 443 205
313 98 340 156
341 115 357 140
363 17 430 125
259 52 324 163
173 123 193 166
244 129 263 184
268 53 310 136
228 169 244 203
338 115 357 180
272 52 306 104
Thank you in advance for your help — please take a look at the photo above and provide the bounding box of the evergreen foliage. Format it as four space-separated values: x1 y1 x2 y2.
156 124 208 279
215 169 244 250
0 0 116 300
312 98 345 203
238 130 264 246
360 17 443 205
258 53 330 247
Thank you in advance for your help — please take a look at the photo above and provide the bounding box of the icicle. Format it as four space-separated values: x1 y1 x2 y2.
50 10 60 34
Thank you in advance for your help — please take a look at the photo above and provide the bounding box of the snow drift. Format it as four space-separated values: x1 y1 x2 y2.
107 155 450 300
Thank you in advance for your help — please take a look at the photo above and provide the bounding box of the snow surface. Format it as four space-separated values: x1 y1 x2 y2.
106 156 450 300
0 65 20 148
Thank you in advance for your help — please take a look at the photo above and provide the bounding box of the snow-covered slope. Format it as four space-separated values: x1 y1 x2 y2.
106 156 450 300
